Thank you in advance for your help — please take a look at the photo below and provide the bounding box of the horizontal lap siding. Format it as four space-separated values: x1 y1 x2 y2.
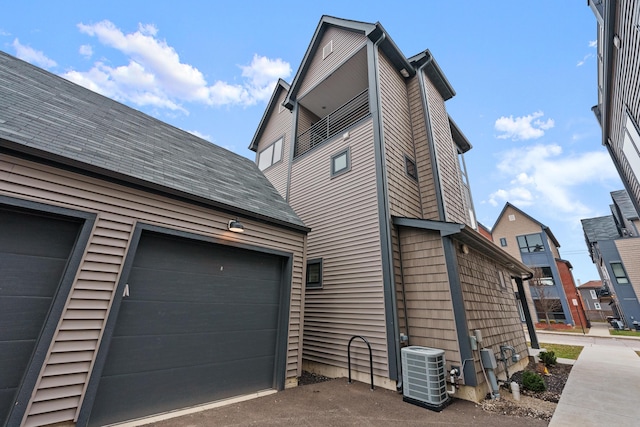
398 229 461 361
0 155 305 427
258 89 292 199
610 0 640 207
289 120 389 377
615 238 640 304
379 53 421 219
298 27 367 98
456 244 528 382
407 76 439 220
424 76 467 225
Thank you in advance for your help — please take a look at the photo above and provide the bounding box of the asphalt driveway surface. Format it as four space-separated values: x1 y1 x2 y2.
148 378 548 427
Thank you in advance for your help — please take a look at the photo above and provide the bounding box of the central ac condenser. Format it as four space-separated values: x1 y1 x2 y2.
401 346 450 411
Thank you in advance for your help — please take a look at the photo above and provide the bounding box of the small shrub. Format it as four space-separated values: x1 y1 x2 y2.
522 370 546 392
539 319 547 324
539 351 557 366
549 319 556 324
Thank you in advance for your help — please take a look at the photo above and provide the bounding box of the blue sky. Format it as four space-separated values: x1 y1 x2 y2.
1 1 623 284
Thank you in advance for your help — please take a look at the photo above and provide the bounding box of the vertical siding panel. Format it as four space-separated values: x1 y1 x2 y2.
615 238 640 304
298 27 367 97
424 76 469 225
0 156 305 426
289 120 390 377
407 76 439 220
378 53 422 218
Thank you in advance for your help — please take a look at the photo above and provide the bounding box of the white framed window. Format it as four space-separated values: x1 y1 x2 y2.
331 148 350 177
594 302 602 310
590 289 597 299
258 137 283 171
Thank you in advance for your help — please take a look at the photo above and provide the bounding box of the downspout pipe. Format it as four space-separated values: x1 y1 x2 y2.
416 54 446 222
367 30 404 388
516 271 539 349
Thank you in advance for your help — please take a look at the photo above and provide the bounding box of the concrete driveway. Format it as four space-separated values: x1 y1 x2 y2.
140 378 547 427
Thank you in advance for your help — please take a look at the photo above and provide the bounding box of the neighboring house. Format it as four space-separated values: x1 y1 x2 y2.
250 16 533 403
556 259 589 329
581 189 640 328
589 0 640 215
491 203 577 326
577 280 614 321
0 51 309 427
477 222 493 241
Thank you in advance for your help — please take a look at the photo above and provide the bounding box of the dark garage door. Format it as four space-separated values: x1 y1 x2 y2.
0 206 81 425
88 231 286 426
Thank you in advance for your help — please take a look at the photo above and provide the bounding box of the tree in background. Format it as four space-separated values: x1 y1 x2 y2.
530 267 562 328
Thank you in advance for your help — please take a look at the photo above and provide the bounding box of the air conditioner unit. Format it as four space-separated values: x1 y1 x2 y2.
401 346 450 411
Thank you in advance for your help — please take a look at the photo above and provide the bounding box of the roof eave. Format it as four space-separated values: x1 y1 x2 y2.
249 79 290 151
408 50 456 100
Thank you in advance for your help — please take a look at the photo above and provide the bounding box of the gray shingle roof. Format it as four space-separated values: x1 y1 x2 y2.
0 51 306 230
581 215 620 242
611 189 639 220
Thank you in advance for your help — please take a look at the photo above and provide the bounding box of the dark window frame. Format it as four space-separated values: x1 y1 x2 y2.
611 262 630 284
404 154 417 181
306 258 323 289
331 148 350 177
499 237 507 247
517 233 545 253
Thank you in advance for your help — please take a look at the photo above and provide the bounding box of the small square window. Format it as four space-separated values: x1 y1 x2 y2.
306 258 322 289
404 155 417 180
331 148 350 177
499 238 507 247
594 302 602 310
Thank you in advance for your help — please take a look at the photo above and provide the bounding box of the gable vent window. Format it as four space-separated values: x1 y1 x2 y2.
405 155 417 180
258 137 283 171
323 40 333 59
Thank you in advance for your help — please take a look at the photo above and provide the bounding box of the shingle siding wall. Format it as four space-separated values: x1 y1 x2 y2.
406 76 439 220
298 26 367 98
288 120 389 377
456 243 528 382
378 52 422 219
256 89 292 198
1 155 305 427
423 75 468 225
397 228 461 363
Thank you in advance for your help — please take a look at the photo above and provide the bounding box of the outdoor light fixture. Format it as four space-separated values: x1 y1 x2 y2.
227 219 244 233
400 68 410 78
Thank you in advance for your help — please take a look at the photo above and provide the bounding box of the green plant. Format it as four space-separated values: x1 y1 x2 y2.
522 370 546 392
538 343 583 360
539 350 557 366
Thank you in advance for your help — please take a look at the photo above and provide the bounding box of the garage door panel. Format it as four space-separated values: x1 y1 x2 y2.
126 269 281 304
0 210 80 257
0 297 56 341
111 300 279 336
101 329 278 376
0 255 70 297
0 340 34 389
91 355 276 427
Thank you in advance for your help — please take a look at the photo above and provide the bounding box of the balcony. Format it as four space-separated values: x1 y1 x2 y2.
294 89 369 158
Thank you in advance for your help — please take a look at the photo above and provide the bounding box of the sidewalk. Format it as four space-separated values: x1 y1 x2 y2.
586 321 612 337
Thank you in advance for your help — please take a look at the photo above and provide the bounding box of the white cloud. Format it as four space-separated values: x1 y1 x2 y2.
577 53 594 67
588 40 597 48
79 44 93 58
495 111 555 141
0 29 10 36
486 144 619 220
12 38 57 69
63 20 291 113
187 130 212 141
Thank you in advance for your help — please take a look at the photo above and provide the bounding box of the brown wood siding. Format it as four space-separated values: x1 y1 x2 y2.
298 26 367 98
423 75 468 225
609 0 640 208
456 242 529 383
0 155 305 427
378 52 421 219
257 89 292 198
615 238 640 304
398 228 461 363
491 206 543 261
288 119 389 377
296 105 320 143
406 76 439 220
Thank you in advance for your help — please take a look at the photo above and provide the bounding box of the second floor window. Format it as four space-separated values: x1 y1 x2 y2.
590 289 597 299
611 262 630 284
517 233 545 253
258 137 283 171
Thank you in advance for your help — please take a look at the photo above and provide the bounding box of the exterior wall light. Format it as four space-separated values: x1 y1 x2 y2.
227 219 244 233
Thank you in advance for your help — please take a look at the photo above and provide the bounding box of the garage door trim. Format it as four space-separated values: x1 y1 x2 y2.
2 195 96 427
76 222 294 427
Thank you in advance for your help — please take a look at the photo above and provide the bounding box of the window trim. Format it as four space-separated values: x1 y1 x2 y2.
499 237 507 247
517 233 545 253
306 258 323 289
257 137 284 171
404 154 417 181
331 148 351 177
590 289 597 299
611 262 630 284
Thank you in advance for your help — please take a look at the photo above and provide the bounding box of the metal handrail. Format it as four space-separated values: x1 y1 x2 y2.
295 89 369 157
347 335 374 390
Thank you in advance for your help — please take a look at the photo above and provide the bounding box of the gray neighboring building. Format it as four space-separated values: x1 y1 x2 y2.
581 190 640 328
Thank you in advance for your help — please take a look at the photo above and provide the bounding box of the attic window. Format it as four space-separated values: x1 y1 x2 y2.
258 137 283 171
323 40 333 59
